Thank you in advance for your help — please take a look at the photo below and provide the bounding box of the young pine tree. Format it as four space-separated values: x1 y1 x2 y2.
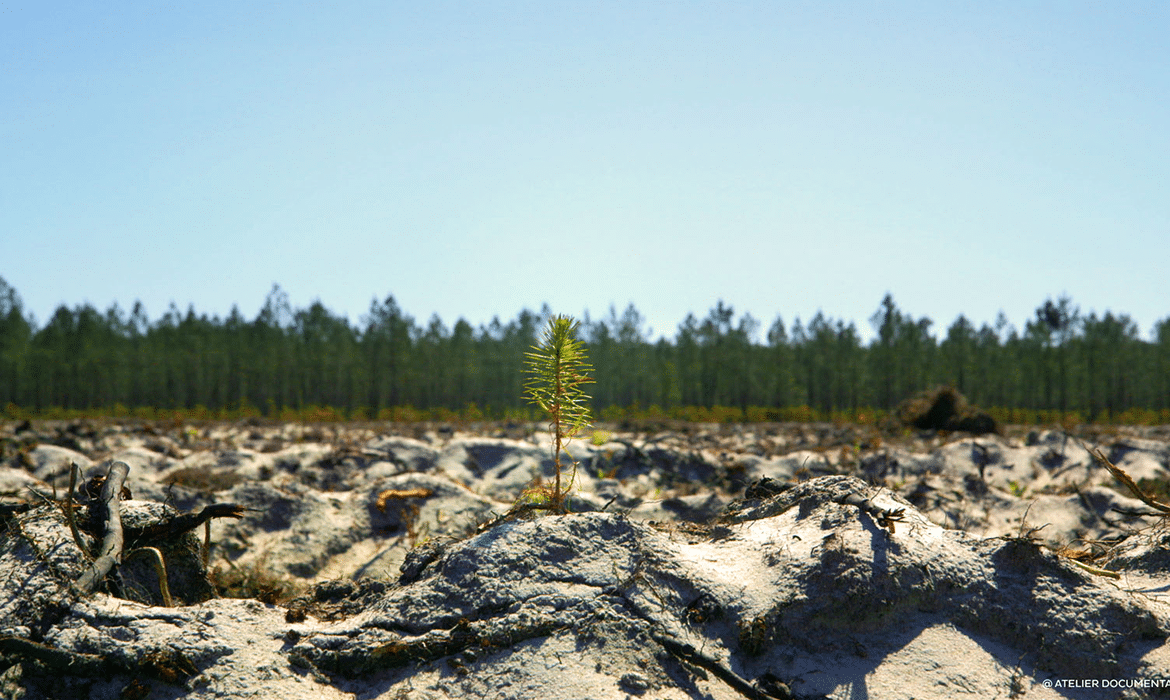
522 315 594 514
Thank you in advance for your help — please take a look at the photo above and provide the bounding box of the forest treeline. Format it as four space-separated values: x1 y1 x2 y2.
1 277 1168 424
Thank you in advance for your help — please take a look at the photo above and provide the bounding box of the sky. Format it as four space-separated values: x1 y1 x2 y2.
3 2 1168 343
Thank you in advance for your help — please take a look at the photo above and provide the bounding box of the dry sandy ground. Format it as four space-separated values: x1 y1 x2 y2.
2 419 1170 699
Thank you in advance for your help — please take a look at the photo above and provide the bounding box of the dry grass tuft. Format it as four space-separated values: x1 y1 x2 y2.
210 558 303 605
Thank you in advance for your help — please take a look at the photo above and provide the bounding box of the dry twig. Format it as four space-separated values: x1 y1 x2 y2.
127 546 174 606
1067 559 1121 580
375 488 434 512
1089 447 1170 515
66 462 92 561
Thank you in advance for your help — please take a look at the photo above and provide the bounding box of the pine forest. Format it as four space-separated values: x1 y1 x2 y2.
1 277 1168 425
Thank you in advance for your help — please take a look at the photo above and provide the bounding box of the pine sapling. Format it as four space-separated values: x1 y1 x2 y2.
521 315 594 515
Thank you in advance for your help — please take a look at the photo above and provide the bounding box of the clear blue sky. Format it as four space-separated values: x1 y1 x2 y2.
3 2 1167 343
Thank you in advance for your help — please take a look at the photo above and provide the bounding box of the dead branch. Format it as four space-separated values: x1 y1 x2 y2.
126 503 247 542
76 461 129 594
1111 507 1165 518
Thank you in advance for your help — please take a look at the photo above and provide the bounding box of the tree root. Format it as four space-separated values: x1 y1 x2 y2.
304 615 564 677
0 635 202 687
652 632 792 700
836 491 906 533
0 636 110 676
